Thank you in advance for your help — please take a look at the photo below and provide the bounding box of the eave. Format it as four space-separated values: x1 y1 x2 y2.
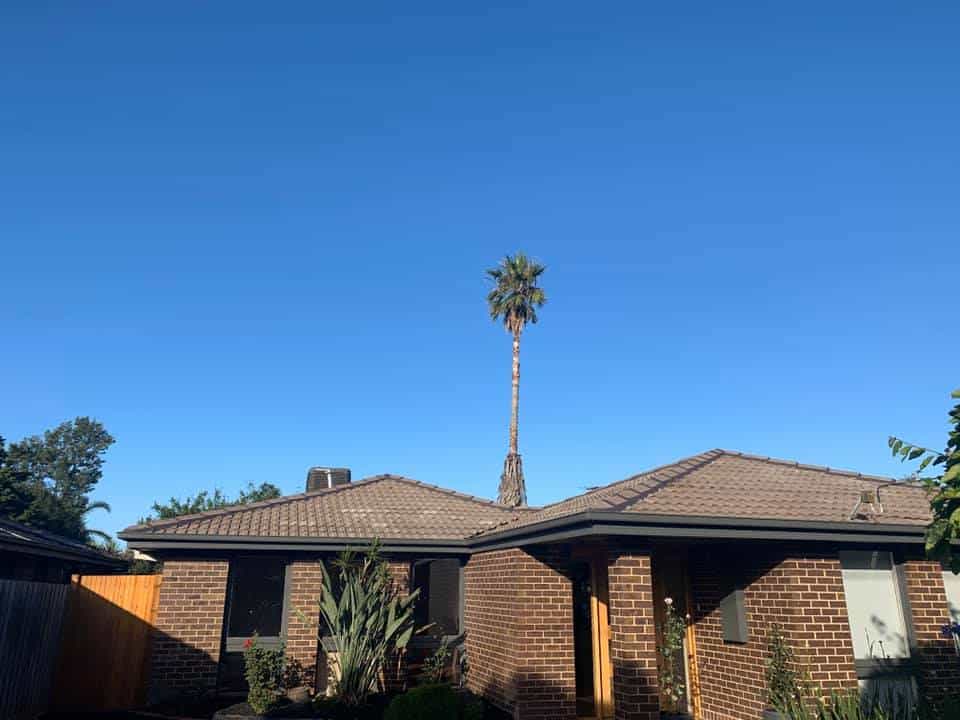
120 510 932 556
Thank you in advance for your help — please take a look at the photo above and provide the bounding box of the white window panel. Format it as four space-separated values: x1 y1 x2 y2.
944 569 960 624
840 551 910 660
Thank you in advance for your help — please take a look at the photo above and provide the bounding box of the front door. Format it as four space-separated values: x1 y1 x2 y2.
652 547 701 719
571 548 613 719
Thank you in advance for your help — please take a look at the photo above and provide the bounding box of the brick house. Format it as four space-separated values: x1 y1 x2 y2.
119 450 960 720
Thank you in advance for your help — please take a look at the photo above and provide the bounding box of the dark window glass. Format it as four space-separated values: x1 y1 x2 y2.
227 558 285 638
412 559 461 637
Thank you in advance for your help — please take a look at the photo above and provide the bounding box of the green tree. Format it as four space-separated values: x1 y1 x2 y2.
486 252 547 507
0 435 33 519
1 418 115 543
145 481 282 521
889 388 960 573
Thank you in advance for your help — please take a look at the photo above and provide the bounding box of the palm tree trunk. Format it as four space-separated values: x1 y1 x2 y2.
509 331 520 455
498 331 527 507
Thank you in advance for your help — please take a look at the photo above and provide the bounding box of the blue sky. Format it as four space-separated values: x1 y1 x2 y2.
1 2 957 540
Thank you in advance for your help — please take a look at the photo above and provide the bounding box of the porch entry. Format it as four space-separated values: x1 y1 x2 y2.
571 548 613 720
652 546 701 719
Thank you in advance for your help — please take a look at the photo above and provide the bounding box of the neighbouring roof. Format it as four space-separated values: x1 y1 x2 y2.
471 449 932 538
0 517 126 571
120 450 934 550
120 474 523 540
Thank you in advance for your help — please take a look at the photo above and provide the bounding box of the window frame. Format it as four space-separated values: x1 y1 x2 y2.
223 555 292 653
838 548 924 699
408 557 466 647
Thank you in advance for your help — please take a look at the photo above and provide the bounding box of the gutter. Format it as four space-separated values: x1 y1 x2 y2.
120 510 930 556
0 538 127 570
118 532 471 555
467 510 928 551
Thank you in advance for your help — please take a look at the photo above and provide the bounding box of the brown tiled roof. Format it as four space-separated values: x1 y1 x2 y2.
473 449 932 537
121 474 522 540
122 450 933 545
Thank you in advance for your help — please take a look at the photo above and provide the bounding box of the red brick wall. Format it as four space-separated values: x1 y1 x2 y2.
286 560 324 690
150 559 230 700
464 549 522 712
384 559 411 691
690 546 857 720
901 560 960 702
464 547 576 720
607 545 659 720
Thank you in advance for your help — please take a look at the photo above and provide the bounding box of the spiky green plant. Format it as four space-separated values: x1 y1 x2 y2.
314 542 419 707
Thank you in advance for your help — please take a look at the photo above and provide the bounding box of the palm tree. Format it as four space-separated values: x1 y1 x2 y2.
486 252 547 507
82 499 113 545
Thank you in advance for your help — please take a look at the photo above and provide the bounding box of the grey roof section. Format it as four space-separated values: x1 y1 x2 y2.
0 517 126 570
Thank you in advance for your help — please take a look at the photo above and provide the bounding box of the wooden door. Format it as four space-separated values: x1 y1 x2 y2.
652 547 701 719
589 556 613 719
572 547 613 719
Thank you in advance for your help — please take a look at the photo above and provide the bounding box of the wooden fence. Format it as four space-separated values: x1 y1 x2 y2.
52 573 163 712
0 579 70 720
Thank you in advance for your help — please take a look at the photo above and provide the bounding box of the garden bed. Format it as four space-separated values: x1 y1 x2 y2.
211 689 508 720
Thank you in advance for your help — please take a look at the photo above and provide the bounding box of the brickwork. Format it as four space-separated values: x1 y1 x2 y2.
150 559 230 701
690 546 857 720
286 559 324 690
901 560 960 703
607 545 659 720
464 549 522 712
464 547 576 720
384 558 412 691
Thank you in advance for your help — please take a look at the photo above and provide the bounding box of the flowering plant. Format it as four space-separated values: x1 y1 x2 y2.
657 597 688 713
243 634 287 714
942 622 960 655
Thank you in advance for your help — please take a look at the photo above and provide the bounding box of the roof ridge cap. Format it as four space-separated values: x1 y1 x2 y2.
623 451 728 507
122 475 391 532
536 449 726 511
366 474 531 511
716 449 900 484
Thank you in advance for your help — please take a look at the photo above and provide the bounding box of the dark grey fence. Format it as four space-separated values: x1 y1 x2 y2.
0 579 69 720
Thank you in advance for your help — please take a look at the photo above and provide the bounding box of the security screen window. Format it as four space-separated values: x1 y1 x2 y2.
226 557 287 648
412 558 462 638
839 551 909 660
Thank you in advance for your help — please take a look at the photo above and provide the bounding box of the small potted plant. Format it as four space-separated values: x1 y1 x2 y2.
763 625 802 720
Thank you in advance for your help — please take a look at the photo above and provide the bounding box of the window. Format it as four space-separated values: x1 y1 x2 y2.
839 551 909 660
225 557 288 650
944 568 960 624
411 558 462 638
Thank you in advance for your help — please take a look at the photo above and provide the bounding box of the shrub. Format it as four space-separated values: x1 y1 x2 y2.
383 684 458 720
766 625 803 711
309 542 419 707
419 640 451 685
312 694 391 720
242 635 286 715
459 692 484 720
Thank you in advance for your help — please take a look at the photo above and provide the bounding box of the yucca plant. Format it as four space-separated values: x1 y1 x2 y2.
314 542 419 707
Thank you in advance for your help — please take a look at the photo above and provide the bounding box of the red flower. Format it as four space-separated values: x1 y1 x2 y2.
243 638 254 650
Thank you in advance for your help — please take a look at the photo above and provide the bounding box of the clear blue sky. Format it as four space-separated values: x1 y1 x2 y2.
1 2 957 540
